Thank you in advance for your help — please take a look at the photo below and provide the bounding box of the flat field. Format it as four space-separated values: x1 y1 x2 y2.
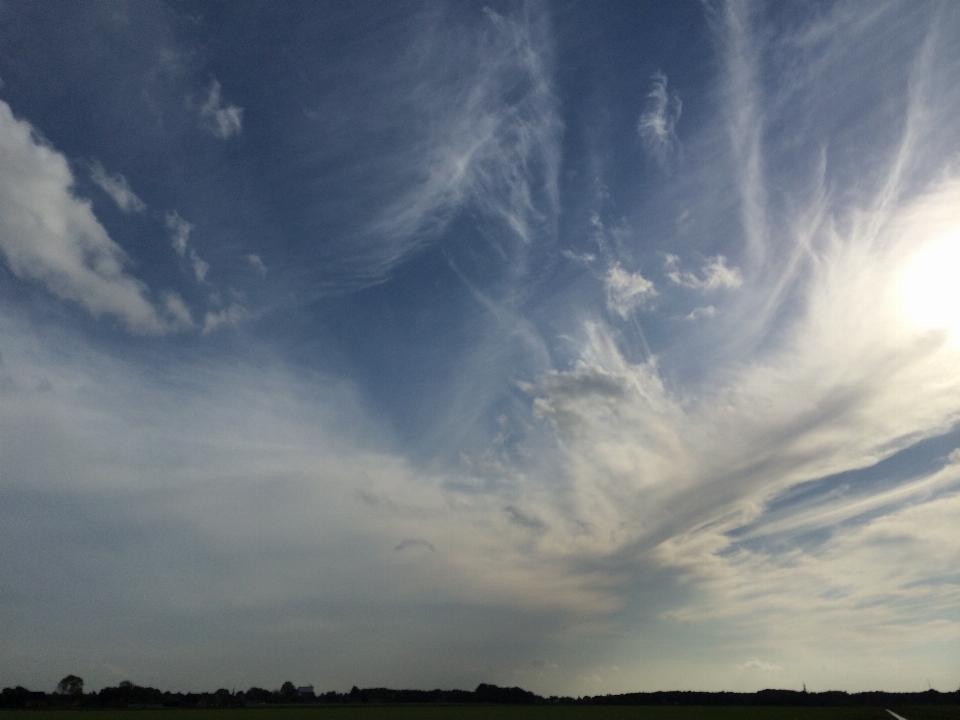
2 708 958 720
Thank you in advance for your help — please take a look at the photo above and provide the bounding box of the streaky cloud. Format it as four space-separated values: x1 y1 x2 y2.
89 161 146 213
638 71 682 165
351 5 561 289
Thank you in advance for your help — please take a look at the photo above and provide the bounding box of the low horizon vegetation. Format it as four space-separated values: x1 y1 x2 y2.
2 677 958 716
1 706 960 720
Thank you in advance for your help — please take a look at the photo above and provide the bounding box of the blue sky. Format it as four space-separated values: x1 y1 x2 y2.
2 0 960 696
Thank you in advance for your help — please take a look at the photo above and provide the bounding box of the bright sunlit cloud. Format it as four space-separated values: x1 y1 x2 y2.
900 228 960 343
1 0 960 698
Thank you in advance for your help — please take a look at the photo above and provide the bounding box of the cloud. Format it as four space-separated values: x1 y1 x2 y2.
165 212 209 282
661 488 960 666
0 101 190 334
665 254 743 290
605 262 656 318
739 659 781 673
394 538 436 552
246 253 267 275
511 1 960 687
200 79 243 139
686 305 716 320
89 161 146 213
163 292 193 328
5 0 960 696
166 211 191 256
504 505 547 532
202 304 246 334
717 0 767 268
190 252 209 282
638 72 682 165
351 5 560 287
0 319 619 693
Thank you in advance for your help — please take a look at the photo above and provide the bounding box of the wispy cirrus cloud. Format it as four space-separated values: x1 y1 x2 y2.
4 0 960 697
506 0 960 690
342 5 561 288
716 0 767 270
638 72 682 165
90 161 146 213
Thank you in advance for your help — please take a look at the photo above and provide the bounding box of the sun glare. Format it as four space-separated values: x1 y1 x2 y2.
900 229 960 343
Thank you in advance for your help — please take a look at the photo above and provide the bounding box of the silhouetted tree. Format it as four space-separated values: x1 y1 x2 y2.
244 686 274 704
56 675 83 696
0 687 31 708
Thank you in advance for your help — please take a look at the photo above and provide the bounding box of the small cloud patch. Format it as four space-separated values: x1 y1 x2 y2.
665 254 743 291
90 161 145 213
638 72 682 165
202 304 246 335
247 253 267 275
200 79 243 139
166 212 209 282
739 659 782 673
606 262 656 318
686 305 716 321
394 538 436 552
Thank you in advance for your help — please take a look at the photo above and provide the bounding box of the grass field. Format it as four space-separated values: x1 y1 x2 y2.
2 708 959 720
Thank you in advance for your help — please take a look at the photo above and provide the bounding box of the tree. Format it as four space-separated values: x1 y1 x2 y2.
56 675 83 696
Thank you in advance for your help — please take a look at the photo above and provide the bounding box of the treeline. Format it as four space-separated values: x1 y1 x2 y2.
0 682 539 709
2 680 958 709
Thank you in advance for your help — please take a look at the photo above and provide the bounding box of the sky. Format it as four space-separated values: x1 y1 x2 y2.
1 0 960 698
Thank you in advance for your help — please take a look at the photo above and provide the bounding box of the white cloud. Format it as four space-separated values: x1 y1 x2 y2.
246 253 267 274
200 79 243 139
163 292 193 327
605 262 656 318
0 101 190 334
5 0 960 696
165 211 209 282
89 161 146 213
359 6 561 284
739 659 781 673
666 254 743 291
638 72 682 165
660 489 960 670
190 250 209 282
166 211 191 256
202 303 246 334
686 305 716 320
0 319 620 692
517 136 960 688
719 0 767 268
